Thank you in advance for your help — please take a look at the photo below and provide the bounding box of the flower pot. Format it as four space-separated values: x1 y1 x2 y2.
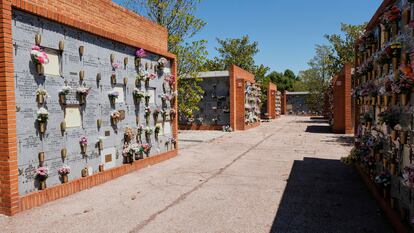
79 46 84 56
403 9 411 25
111 117 119 125
96 73 101 82
110 54 115 63
36 63 44 75
371 97 376 106
61 148 67 159
35 34 42 45
145 134 151 143
123 77 128 85
400 131 407 144
135 58 141 67
97 119 102 128
400 93 409 106
145 79 150 88
391 130 397 141
390 163 396 175
377 96 381 106
59 94 66 105
81 168 88 177
145 98 149 106
99 164 104 172
38 152 45 165
392 94 397 105
80 144 87 154
39 180 46 190
145 116 150 125
62 174 68 184
135 79 141 88
124 57 128 66
79 70 85 81
110 98 116 106
39 122 46 133
111 74 117 85
37 94 45 105
383 96 389 106
135 153 143 161
78 94 86 105
383 158 388 168
98 141 103 150
366 121 372 129
60 121 66 132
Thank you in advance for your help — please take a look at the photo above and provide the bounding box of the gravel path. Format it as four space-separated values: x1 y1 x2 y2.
0 116 393 233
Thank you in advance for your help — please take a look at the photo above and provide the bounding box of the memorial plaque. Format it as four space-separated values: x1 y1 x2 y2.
43 49 61 76
163 122 172 135
105 154 112 163
101 147 116 169
65 107 82 128
113 86 125 103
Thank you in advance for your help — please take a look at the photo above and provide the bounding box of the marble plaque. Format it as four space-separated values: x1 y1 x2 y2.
163 122 172 135
148 88 156 104
43 49 61 76
65 107 82 128
101 147 116 169
113 87 125 103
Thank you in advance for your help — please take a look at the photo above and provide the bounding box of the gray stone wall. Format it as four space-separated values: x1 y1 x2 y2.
12 10 174 195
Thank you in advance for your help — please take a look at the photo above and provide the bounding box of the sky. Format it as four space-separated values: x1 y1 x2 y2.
115 0 382 75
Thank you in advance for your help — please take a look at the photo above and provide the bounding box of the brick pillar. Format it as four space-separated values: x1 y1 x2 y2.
229 66 236 130
235 79 246 130
267 82 276 119
281 91 287 115
0 0 19 216
343 64 352 134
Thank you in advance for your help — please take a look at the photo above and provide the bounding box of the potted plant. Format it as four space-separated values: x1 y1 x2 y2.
36 107 49 134
58 86 71 104
79 136 88 154
111 110 121 125
144 127 152 143
35 166 48 190
140 143 152 157
157 57 168 70
122 144 134 164
169 109 176 120
76 86 90 105
153 107 160 123
124 127 134 143
154 125 161 140
30 45 49 75
144 73 156 88
393 76 413 106
135 48 146 67
58 165 71 184
36 88 49 104
144 107 151 125
133 88 145 103
378 109 400 136
97 136 105 150
137 124 144 143
108 90 119 105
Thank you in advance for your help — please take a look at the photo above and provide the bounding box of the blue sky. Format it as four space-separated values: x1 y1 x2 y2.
115 0 382 74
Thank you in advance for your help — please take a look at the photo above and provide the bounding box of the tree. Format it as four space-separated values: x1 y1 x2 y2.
215 35 259 72
308 44 336 81
266 70 297 92
120 0 207 118
297 68 327 113
324 23 366 73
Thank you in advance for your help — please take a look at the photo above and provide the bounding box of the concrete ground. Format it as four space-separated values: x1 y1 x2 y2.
0 116 392 233
178 130 228 149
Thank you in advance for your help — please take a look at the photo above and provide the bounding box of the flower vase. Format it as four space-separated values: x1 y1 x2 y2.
377 96 381 106
81 168 88 177
99 164 104 172
400 93 408 106
403 9 411 25
78 94 86 105
135 58 141 67
155 132 159 141
80 144 87 154
59 94 66 105
39 180 46 190
39 122 46 133
145 98 149 106
98 141 103 150
383 96 389 106
145 116 150 125
371 97 376 106
110 98 116 106
97 119 102 128
366 121 372 129
135 79 141 88
383 158 388 168
391 130 397 141
37 94 45 105
137 134 142 143
400 131 407 144
111 117 118 125
36 63 44 75
135 152 143 161
390 163 396 175
145 133 151 143
145 80 150 88
391 94 397 105
62 175 68 184
154 115 158 124
111 75 116 85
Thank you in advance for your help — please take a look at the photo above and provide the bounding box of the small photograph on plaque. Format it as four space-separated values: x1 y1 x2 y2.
113 87 125 103
43 48 61 76
64 107 82 128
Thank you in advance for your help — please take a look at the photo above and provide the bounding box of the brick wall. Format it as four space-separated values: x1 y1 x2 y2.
266 82 277 119
229 65 259 131
332 64 352 134
0 0 176 216
281 91 287 115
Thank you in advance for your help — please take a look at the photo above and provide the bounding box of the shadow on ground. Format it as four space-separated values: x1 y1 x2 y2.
305 125 332 134
322 135 354 147
269 158 393 233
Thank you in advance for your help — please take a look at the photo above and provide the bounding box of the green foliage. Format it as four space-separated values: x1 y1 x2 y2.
308 44 336 80
121 0 207 117
297 68 328 113
266 70 297 92
214 35 259 72
324 23 366 72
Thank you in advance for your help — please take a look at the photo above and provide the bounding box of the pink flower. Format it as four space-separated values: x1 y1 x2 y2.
37 56 44 64
135 48 146 58
31 45 40 51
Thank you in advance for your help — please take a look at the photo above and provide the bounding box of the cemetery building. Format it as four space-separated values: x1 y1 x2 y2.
285 91 311 115
179 65 261 131
261 82 277 120
331 64 352 134
0 0 178 215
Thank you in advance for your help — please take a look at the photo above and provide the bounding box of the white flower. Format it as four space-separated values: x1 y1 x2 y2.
37 107 49 115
